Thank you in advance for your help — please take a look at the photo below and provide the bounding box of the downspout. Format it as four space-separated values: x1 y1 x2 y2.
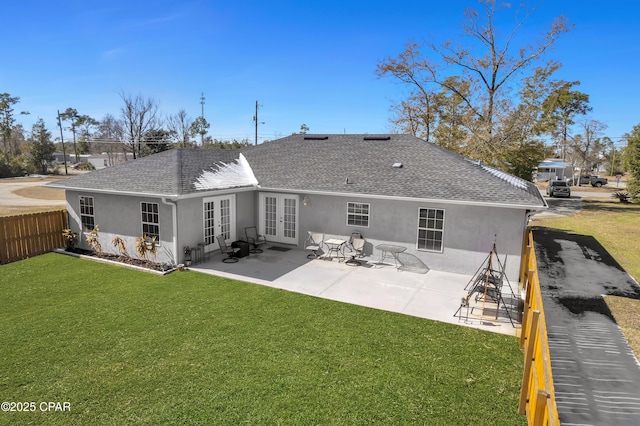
162 197 178 266
520 209 536 291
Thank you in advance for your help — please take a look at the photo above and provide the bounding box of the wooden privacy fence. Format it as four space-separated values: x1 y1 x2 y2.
0 210 68 264
518 229 559 425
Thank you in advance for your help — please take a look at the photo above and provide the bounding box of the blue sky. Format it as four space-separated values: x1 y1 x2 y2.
2 0 639 146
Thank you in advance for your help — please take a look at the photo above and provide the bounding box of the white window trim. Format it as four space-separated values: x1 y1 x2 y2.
140 201 160 241
346 201 370 228
416 207 445 253
78 195 95 233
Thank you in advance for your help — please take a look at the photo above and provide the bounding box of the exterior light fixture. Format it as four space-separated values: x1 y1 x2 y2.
303 196 310 206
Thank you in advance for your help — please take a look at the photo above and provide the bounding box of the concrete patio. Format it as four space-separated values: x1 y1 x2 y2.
189 244 521 336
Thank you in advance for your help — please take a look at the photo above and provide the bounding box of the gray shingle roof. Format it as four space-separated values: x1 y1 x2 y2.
49 134 545 207
242 134 544 206
49 149 243 196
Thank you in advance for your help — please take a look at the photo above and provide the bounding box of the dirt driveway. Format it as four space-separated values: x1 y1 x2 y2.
0 176 66 215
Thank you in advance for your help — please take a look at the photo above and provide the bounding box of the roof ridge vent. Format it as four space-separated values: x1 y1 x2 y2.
303 135 329 140
363 135 391 141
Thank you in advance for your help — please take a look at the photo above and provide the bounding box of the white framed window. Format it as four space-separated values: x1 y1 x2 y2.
347 202 370 227
417 208 444 252
141 202 160 240
79 196 95 232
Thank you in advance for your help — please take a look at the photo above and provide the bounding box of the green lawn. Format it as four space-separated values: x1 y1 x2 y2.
1 254 525 425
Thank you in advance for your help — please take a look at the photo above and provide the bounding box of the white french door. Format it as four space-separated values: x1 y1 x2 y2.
203 194 236 252
259 193 298 245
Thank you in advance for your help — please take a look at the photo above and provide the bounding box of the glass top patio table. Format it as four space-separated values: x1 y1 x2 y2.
375 244 407 268
324 238 347 261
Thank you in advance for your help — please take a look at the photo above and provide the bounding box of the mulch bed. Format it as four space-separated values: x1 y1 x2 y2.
64 247 172 273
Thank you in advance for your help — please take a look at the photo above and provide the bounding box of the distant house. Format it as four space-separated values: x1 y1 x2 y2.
52 151 73 165
536 159 573 182
48 134 547 280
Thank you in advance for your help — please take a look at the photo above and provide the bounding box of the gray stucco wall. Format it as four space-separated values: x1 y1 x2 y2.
64 187 528 282
175 190 256 264
65 190 175 265
297 193 527 281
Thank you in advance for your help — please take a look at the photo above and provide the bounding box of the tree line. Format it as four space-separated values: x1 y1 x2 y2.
0 91 250 178
377 0 636 194
2 1 639 198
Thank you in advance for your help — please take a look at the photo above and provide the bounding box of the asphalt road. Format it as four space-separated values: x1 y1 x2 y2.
533 227 640 425
534 187 618 219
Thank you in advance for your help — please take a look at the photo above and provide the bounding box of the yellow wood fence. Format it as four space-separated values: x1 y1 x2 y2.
518 229 559 425
0 210 68 264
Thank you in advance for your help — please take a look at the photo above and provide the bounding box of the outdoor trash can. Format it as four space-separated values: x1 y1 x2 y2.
232 240 250 258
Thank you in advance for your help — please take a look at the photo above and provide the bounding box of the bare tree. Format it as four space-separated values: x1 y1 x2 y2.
377 0 570 162
389 91 437 142
119 92 159 159
571 119 607 184
94 113 126 166
167 109 193 147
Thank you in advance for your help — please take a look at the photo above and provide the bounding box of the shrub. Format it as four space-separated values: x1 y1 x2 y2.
62 229 78 249
86 226 102 253
611 192 632 204
112 236 129 258
0 154 28 177
136 235 158 260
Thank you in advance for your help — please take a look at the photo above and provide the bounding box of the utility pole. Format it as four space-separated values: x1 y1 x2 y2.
71 114 80 162
200 93 206 145
56 110 68 175
252 100 264 146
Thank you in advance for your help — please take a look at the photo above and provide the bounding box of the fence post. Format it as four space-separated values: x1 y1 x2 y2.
520 269 535 349
533 391 550 426
519 309 540 415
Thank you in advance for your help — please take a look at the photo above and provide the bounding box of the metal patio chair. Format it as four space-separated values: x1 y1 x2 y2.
304 231 324 259
216 235 240 263
245 226 267 253
346 237 366 266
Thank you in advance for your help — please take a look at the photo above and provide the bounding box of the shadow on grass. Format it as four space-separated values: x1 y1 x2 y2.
580 198 640 213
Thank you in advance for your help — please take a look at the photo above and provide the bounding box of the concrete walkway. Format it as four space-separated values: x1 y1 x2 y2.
533 227 640 425
189 246 520 336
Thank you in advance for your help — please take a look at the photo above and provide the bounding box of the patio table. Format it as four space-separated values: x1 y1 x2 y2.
375 244 407 269
324 238 347 262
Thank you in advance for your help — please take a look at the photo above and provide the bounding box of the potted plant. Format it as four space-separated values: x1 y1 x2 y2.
183 246 192 266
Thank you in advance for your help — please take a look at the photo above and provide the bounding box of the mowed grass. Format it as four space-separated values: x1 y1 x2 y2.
0 254 525 425
531 198 640 356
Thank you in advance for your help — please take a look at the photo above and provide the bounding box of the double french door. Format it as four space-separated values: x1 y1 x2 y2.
259 193 298 245
203 195 236 252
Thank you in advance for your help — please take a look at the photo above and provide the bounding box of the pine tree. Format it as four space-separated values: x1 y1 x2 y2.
30 118 55 174
625 124 640 200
